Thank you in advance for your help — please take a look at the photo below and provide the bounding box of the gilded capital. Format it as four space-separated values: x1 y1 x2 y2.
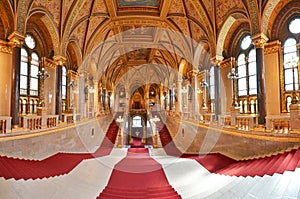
41 57 56 70
53 55 67 66
211 55 224 66
251 33 268 48
8 31 25 47
220 57 236 70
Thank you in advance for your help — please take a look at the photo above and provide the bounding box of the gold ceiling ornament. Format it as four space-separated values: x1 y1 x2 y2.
251 33 269 48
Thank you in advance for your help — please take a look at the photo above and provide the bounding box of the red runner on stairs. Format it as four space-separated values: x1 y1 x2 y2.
184 147 300 177
97 148 181 199
0 121 119 180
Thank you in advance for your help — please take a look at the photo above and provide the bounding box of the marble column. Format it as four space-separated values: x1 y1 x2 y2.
8 32 25 128
93 81 99 115
102 89 106 111
190 70 199 118
176 79 183 113
211 56 224 121
252 33 268 124
78 72 85 120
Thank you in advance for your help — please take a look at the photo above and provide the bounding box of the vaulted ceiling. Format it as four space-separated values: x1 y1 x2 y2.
1 0 296 89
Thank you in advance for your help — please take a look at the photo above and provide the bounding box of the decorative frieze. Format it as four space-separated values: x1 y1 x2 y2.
0 40 12 54
264 40 282 55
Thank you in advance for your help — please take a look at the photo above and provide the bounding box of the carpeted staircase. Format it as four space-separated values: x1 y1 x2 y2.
185 147 300 177
0 120 119 180
97 148 181 199
155 118 300 177
156 121 182 157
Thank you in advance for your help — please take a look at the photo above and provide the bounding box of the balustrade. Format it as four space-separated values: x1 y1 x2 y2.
46 115 59 128
0 117 11 133
270 119 290 133
218 115 231 127
235 115 258 131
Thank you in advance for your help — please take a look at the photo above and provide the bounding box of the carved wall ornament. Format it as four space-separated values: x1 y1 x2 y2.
0 40 12 54
264 40 282 55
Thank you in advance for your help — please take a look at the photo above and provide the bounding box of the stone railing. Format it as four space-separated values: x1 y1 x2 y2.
21 115 42 130
203 113 215 124
266 115 290 133
218 115 231 127
62 113 81 124
235 115 258 131
0 116 12 133
46 115 59 128
265 115 290 133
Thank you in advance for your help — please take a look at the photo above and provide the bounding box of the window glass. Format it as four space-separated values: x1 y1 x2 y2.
240 35 252 50
289 18 300 34
25 34 36 49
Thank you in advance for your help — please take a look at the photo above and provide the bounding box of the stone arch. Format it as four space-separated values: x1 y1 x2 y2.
66 40 83 70
27 8 60 57
245 0 261 35
261 0 282 37
217 11 249 59
0 1 14 39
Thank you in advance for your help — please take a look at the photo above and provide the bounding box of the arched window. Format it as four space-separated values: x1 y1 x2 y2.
30 52 39 96
237 34 257 114
20 48 28 95
250 100 255 114
283 38 298 91
286 96 292 112
62 66 67 100
19 34 40 115
244 100 248 114
282 16 300 112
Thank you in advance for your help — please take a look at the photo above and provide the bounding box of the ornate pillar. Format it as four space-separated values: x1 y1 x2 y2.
78 72 86 120
8 32 25 128
53 56 66 121
190 70 199 118
93 81 99 115
252 33 268 124
145 85 150 110
102 88 106 111
211 56 224 120
169 88 173 110
176 78 183 113
159 84 165 110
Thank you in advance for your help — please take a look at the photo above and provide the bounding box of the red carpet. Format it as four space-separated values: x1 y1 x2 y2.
97 148 181 199
0 121 119 180
184 147 300 177
131 137 144 148
156 121 182 157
